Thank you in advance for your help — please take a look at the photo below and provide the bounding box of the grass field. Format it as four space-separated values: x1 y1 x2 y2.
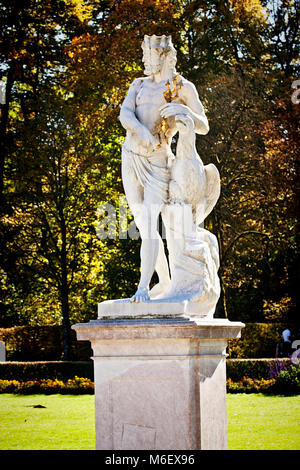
227 394 300 450
0 393 299 450
0 394 95 450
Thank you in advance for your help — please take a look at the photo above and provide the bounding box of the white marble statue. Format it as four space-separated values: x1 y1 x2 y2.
119 35 211 298
115 34 220 317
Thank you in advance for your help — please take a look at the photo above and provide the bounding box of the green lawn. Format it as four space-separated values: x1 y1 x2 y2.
0 393 299 450
0 394 95 450
227 393 300 450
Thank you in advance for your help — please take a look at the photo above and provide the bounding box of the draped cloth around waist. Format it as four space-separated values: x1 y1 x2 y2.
122 145 170 203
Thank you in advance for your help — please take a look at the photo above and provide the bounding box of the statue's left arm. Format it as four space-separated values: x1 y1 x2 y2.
159 81 209 135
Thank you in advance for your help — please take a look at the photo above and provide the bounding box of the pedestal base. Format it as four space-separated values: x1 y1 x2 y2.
72 317 243 450
97 298 216 319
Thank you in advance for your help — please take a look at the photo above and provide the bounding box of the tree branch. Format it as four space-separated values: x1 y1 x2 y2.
221 230 269 269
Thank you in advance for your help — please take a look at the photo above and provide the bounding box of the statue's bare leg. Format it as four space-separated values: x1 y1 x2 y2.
149 236 171 298
131 196 165 302
122 154 170 301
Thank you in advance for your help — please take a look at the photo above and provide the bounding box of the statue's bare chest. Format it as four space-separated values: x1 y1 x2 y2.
135 81 168 108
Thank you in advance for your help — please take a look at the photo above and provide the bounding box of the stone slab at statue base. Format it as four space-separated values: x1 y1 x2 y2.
98 298 217 319
72 314 244 450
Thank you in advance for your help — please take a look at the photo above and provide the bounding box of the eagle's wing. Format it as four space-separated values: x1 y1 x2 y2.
203 164 221 220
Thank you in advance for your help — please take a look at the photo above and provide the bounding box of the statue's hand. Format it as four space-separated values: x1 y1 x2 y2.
175 113 194 132
135 125 158 150
159 103 190 119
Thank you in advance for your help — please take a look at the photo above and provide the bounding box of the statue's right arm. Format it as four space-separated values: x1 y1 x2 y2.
119 79 143 134
119 79 157 149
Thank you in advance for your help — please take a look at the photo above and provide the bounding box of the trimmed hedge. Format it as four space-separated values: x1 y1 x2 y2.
0 326 92 361
226 358 291 381
0 362 298 395
0 358 292 383
227 364 300 395
0 361 93 381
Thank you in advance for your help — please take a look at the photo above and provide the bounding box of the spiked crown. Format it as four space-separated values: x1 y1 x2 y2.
142 34 174 51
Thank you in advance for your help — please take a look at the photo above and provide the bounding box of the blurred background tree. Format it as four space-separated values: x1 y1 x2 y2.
0 0 299 357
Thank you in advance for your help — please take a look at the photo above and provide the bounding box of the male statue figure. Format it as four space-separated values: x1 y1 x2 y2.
119 34 209 302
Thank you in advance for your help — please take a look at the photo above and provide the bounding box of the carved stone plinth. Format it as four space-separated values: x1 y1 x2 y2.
72 316 244 450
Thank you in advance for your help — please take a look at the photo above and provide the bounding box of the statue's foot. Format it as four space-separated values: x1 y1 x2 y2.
130 286 150 303
149 279 171 299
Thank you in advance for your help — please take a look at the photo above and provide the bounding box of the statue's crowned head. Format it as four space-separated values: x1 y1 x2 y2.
142 34 177 76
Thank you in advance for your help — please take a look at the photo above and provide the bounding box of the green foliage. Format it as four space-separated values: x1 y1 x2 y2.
0 322 298 361
227 358 300 394
0 0 299 338
228 322 300 358
1 361 298 395
0 361 93 381
227 365 300 395
275 365 300 395
226 358 290 380
0 358 285 382
0 326 92 361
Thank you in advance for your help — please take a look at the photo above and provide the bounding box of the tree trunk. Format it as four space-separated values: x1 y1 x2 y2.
0 64 15 203
208 208 228 318
215 273 228 318
60 278 71 360
59 204 71 360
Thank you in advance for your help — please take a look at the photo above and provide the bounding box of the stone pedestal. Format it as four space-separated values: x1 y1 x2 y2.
72 316 244 450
